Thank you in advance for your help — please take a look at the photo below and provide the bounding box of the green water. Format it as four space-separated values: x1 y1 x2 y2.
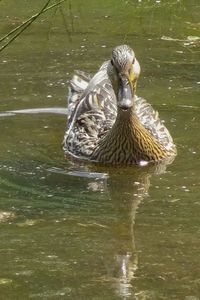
0 0 199 299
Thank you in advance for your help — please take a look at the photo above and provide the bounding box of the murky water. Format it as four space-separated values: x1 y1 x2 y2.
0 1 199 299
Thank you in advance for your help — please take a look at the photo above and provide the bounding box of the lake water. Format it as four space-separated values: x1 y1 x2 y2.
0 0 199 299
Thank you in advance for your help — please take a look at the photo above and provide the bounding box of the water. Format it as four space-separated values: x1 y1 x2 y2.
0 0 199 299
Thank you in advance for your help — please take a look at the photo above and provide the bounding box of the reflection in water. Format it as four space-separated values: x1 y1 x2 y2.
67 158 175 299
105 167 150 298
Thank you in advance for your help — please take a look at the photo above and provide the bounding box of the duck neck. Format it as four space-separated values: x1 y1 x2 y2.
116 105 136 126
91 99 168 164
109 105 142 146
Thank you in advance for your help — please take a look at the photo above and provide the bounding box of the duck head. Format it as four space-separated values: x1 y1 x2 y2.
108 45 141 111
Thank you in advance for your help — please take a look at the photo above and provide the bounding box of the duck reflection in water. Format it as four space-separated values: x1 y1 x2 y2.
85 157 174 298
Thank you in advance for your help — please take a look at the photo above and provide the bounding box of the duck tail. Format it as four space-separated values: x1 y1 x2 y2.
67 71 92 124
69 70 91 93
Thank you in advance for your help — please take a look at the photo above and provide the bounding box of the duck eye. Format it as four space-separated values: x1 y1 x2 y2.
132 58 135 64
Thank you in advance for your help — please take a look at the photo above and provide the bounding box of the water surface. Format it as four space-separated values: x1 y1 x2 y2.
0 1 199 299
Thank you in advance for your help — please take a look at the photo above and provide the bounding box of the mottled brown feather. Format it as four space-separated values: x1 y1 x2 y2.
63 47 176 164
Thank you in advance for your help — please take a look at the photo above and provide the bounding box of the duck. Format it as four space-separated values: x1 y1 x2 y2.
63 45 176 165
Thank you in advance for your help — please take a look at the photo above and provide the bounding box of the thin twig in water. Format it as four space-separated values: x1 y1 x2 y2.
0 0 51 51
0 0 67 52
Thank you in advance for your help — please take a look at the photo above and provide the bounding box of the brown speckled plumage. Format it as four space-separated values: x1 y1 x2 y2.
63 45 176 165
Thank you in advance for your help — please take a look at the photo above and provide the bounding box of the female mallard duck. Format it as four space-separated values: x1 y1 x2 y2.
63 45 176 164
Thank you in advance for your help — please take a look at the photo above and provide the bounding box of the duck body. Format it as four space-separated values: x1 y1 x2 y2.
63 45 176 165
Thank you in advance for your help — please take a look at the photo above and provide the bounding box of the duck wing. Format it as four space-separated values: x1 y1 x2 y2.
64 62 118 158
67 61 117 134
135 96 175 152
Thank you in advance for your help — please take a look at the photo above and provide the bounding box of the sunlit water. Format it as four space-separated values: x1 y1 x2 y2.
0 1 199 299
